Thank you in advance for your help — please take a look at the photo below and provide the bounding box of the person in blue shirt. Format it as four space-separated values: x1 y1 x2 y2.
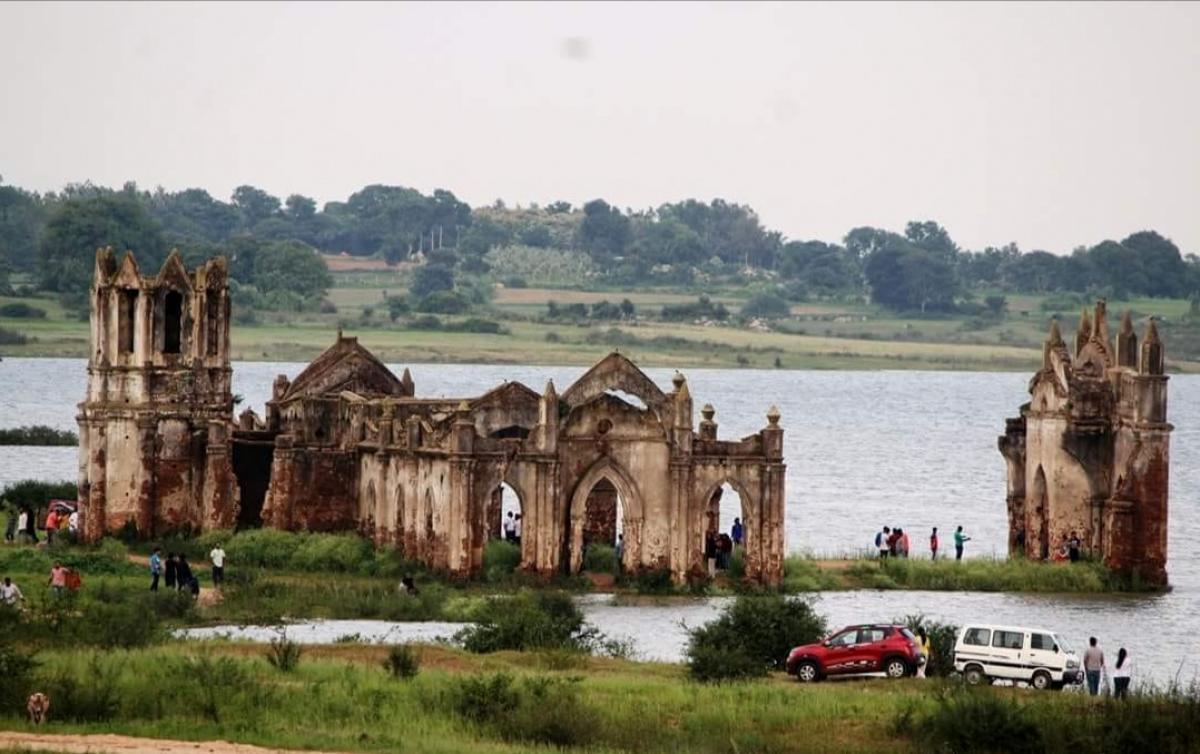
149 547 163 592
731 518 744 546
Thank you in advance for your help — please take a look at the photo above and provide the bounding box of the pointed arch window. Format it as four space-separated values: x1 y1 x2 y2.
164 291 183 354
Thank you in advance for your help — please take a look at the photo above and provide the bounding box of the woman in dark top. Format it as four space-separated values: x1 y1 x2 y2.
164 552 178 589
175 554 194 592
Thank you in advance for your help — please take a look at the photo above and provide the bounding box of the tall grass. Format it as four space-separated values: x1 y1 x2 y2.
844 556 1121 592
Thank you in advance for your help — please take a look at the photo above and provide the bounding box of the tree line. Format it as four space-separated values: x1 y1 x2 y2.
0 177 1195 315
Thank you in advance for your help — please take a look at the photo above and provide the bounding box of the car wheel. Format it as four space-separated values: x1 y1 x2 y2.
964 665 987 686
1031 671 1052 691
795 661 820 683
885 658 909 679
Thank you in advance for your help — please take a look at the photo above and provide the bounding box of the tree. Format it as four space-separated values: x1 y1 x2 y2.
546 201 573 214
148 187 240 244
231 185 282 229
284 194 317 220
39 192 166 294
409 264 455 299
580 199 631 259
864 238 957 312
740 292 791 319
252 240 331 299
904 220 959 259
1121 231 1188 297
0 185 46 274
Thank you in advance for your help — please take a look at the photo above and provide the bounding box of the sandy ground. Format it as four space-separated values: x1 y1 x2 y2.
0 732 353 754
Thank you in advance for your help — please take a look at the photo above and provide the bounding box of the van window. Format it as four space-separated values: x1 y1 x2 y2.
1031 633 1057 651
963 628 991 646
992 630 1025 649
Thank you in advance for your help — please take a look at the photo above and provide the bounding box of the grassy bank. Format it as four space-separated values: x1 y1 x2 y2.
1 643 1198 754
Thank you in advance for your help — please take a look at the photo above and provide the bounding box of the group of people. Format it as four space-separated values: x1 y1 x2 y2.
2 561 83 608
1083 636 1134 699
502 511 523 547
704 517 744 575
148 544 225 597
4 505 79 546
876 525 971 561
1051 532 1084 563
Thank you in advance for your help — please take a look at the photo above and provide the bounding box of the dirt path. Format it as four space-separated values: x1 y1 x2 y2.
0 731 353 754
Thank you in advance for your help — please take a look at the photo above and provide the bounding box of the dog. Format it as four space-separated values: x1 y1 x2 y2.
26 692 50 724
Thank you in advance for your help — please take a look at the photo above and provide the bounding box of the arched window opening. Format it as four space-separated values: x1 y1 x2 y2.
580 477 625 572
118 289 138 355
164 290 183 354
703 483 744 575
489 482 523 543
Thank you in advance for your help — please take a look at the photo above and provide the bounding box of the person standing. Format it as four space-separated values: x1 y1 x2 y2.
513 514 522 548
1083 636 1105 696
615 533 624 570
916 627 931 679
149 547 163 592
1067 532 1082 563
503 512 515 542
704 531 718 576
930 527 939 560
48 562 67 596
1 576 23 606
165 552 178 590
25 508 38 544
876 526 891 559
731 518 744 547
176 554 194 594
67 509 80 543
16 508 28 545
887 527 901 557
44 508 59 547
209 543 226 587
954 526 971 561
1113 648 1132 699
898 528 910 558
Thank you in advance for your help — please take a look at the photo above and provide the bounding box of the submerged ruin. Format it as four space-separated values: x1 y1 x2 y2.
77 250 786 584
999 300 1172 584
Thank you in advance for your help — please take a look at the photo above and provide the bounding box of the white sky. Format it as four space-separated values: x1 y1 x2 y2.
1 1 1198 253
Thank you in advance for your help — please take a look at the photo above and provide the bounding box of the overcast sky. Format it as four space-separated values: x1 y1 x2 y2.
1 2 1198 253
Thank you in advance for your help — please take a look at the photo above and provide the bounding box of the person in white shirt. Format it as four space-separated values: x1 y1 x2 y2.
68 510 80 536
513 513 523 547
1 576 24 606
1113 647 1132 699
16 510 28 544
209 545 227 587
502 512 515 542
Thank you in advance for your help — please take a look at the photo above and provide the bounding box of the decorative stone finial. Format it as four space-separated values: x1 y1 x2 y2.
766 405 781 426
1120 310 1134 335
701 404 715 422
672 371 685 390
1144 317 1161 344
1047 319 1063 346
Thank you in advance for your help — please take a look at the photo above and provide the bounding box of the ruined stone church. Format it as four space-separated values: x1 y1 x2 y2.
77 250 787 583
999 301 1172 584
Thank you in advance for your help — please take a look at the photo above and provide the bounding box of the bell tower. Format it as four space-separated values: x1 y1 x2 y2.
77 248 237 539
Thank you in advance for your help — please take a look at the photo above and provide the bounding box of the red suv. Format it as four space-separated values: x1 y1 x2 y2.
786 624 924 682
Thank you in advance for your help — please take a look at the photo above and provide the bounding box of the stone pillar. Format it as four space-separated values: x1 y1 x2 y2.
261 434 296 529
136 416 157 536
82 420 107 543
201 420 238 530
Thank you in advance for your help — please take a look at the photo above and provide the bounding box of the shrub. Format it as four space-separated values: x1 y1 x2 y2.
583 544 617 573
740 292 792 319
289 533 373 573
42 654 120 722
686 642 765 683
899 614 959 677
0 326 29 345
75 594 161 649
0 641 37 713
456 591 593 653
319 298 338 314
166 654 252 724
0 425 78 446
408 314 443 330
0 302 47 318
418 290 470 314
449 673 599 748
266 632 303 672
629 567 674 594
482 539 521 582
383 644 419 680
444 317 505 334
686 594 826 682
905 686 1042 754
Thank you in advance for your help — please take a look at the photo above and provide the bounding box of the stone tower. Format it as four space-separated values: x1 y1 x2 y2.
999 300 1172 584
76 248 238 539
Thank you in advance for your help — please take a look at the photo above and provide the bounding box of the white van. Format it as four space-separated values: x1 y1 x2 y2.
953 624 1083 690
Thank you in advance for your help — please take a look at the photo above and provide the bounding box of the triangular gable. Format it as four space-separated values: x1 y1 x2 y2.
155 249 193 292
94 247 118 287
561 352 667 410
282 336 405 401
114 251 142 288
472 381 540 409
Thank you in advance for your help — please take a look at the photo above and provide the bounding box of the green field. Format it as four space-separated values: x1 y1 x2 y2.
4 274 1198 372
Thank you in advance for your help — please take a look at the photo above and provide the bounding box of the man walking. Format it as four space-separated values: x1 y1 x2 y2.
1 576 23 606
149 547 163 592
731 517 744 546
209 542 226 587
1083 636 1106 696
930 527 939 560
954 526 971 561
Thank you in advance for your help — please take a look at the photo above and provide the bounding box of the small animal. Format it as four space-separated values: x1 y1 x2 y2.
26 692 50 724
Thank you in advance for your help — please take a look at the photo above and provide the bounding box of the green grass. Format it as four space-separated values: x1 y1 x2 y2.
838 556 1134 592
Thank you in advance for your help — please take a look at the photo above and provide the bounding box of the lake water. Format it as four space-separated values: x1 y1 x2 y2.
3 358 1198 685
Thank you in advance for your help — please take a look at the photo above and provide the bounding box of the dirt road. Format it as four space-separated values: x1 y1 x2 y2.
0 731 352 754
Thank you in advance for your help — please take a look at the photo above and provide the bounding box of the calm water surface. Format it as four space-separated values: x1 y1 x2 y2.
3 358 1197 684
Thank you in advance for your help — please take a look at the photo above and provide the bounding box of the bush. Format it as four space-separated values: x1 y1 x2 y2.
583 544 617 573
449 673 599 748
0 302 46 318
685 594 826 682
740 292 792 320
383 644 419 680
482 539 521 582
455 591 594 653
899 614 959 677
408 314 443 330
686 643 765 683
418 290 470 314
444 318 505 334
628 567 674 594
266 631 303 672
0 480 77 511
0 425 78 446
288 533 373 573
0 641 37 713
76 594 161 649
0 327 29 345
166 654 253 724
42 654 120 722
905 686 1042 754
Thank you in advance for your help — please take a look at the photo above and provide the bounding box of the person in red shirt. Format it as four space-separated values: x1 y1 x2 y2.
930 527 939 560
48 562 68 596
